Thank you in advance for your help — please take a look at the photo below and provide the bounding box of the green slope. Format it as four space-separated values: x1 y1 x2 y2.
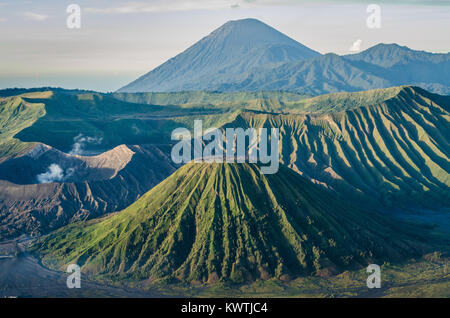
0 92 48 162
112 90 309 111
9 90 240 152
229 86 450 208
0 88 308 155
34 163 430 284
285 86 403 114
1 86 448 209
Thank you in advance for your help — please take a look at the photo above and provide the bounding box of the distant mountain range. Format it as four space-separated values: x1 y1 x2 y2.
118 19 450 95
119 18 320 93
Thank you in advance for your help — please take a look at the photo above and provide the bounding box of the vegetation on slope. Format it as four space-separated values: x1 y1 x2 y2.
113 90 309 112
229 86 450 208
151 253 449 297
34 163 430 284
285 86 403 113
0 92 47 162
7 90 238 152
1 85 448 210
0 88 306 156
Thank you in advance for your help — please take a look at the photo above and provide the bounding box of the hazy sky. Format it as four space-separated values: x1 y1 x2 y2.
0 0 449 91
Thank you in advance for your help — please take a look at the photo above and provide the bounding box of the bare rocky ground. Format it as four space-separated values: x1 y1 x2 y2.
0 238 168 298
0 143 177 240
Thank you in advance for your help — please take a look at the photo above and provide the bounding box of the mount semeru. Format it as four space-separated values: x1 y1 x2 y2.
118 18 320 93
34 163 431 284
118 19 450 95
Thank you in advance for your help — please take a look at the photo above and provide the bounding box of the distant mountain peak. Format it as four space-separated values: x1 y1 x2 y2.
214 18 289 34
118 19 449 95
201 18 304 49
371 43 410 50
219 17 268 27
226 17 262 23
118 18 320 93
346 43 449 66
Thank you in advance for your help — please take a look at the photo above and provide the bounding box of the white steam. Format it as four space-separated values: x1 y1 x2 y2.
36 164 64 184
36 163 75 183
36 165 76 184
69 134 103 155
349 39 362 53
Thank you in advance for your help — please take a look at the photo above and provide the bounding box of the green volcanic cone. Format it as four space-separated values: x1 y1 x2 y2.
34 163 430 284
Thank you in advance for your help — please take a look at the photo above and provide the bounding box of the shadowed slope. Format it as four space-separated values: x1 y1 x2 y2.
0 143 134 184
0 144 177 240
231 86 450 208
35 163 429 284
0 93 47 162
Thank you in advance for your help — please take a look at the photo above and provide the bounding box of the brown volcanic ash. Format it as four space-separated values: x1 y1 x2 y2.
0 143 177 240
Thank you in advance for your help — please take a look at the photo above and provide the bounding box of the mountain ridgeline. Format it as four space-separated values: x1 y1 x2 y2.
118 19 450 95
1 85 448 215
34 163 430 284
119 18 320 93
0 144 177 239
228 86 450 208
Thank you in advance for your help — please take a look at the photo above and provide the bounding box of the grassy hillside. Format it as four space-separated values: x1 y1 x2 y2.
34 163 431 284
1 86 448 210
229 86 450 208
7 90 238 152
0 89 307 156
285 86 403 113
0 92 47 162
145 254 449 297
112 90 309 111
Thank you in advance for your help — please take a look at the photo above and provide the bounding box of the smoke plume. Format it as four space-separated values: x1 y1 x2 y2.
69 134 103 155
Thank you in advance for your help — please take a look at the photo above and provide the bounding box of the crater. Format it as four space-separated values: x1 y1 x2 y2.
0 143 134 185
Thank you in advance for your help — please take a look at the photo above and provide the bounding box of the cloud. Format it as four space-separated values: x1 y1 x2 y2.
36 164 64 184
85 0 253 14
69 134 103 155
22 12 48 21
349 39 362 52
246 0 450 5
0 18 6 22
84 0 449 15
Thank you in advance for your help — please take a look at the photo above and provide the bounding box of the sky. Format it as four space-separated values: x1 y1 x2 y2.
0 0 449 92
